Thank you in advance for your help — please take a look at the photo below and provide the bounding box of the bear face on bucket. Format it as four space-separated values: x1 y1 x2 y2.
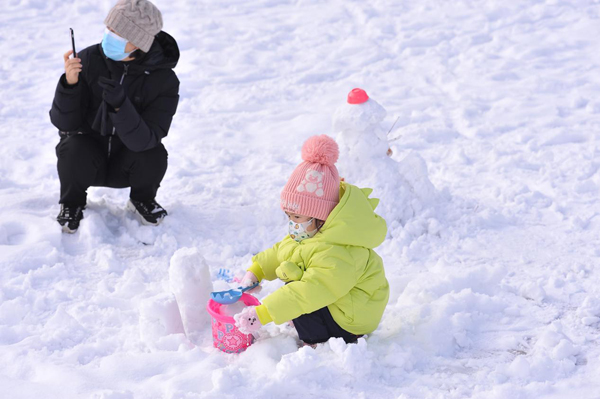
296 169 324 197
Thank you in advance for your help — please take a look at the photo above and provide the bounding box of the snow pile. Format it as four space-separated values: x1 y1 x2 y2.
501 322 580 383
577 297 600 327
138 293 186 351
381 264 507 356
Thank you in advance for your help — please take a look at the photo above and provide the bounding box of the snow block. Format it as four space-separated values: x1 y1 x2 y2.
169 247 213 343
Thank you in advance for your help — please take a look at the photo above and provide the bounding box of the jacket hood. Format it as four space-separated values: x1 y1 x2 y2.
139 31 179 70
312 182 387 248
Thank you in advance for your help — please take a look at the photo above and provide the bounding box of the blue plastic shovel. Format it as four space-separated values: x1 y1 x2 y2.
210 282 259 304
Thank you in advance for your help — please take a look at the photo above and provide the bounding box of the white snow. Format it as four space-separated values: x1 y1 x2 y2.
2 0 600 398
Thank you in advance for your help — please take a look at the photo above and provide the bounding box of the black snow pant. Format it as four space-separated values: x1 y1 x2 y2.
293 306 362 345
56 133 168 206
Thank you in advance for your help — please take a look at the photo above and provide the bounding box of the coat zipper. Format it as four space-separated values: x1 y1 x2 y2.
119 64 129 85
108 64 129 158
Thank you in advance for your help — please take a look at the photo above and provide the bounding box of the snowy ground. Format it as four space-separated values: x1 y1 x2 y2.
1 0 600 398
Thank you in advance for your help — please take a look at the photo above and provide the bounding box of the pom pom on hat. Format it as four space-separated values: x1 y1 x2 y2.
301 135 339 166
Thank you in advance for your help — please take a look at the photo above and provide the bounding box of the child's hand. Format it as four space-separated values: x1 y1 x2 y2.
234 306 262 334
276 261 303 282
241 271 260 293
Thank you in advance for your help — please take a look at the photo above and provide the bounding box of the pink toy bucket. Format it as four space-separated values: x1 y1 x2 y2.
206 293 261 353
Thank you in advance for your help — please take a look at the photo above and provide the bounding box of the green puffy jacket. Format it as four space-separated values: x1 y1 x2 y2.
248 182 389 335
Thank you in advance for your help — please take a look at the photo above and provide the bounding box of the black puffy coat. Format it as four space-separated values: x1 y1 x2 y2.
50 31 180 152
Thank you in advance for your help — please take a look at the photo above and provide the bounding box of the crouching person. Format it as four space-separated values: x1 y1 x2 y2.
233 135 389 346
49 0 179 233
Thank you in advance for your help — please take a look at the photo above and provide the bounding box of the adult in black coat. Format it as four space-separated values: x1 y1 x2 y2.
50 0 179 233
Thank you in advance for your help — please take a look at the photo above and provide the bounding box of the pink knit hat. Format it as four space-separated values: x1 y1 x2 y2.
280 135 340 221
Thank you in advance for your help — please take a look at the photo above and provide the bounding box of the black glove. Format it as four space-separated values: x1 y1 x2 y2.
98 76 126 109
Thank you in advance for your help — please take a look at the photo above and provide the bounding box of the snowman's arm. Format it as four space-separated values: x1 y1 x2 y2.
375 128 390 143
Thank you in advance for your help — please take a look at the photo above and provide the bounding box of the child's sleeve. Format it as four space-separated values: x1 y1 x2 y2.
248 237 288 281
259 245 358 325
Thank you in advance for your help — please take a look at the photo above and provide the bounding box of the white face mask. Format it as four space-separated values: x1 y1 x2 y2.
289 218 317 243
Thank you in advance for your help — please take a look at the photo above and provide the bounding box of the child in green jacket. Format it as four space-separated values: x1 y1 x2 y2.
234 135 389 345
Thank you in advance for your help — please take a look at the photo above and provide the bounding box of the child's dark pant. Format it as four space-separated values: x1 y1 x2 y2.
293 307 362 345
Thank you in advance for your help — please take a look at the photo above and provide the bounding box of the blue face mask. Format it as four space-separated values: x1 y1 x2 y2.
101 28 134 61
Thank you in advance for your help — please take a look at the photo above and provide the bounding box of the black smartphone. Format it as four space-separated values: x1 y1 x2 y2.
70 28 77 58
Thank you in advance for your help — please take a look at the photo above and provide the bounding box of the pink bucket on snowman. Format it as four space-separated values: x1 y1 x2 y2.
206 293 261 353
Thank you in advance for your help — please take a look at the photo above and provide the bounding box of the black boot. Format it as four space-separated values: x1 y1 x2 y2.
127 199 168 226
56 204 85 233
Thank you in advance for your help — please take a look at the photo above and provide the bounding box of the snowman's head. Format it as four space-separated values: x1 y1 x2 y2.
332 98 387 134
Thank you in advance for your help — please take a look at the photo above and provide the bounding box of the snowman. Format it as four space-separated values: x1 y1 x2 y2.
333 88 391 160
332 88 439 226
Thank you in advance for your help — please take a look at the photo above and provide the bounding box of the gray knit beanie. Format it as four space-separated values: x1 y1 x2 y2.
104 0 163 53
